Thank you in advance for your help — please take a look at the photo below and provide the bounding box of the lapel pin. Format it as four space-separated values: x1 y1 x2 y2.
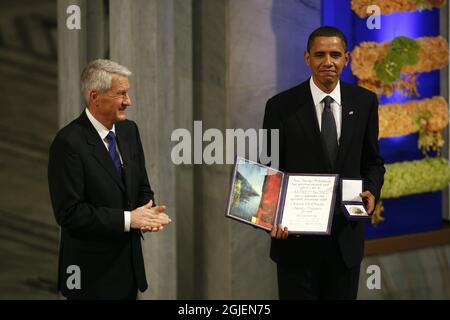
349 111 354 115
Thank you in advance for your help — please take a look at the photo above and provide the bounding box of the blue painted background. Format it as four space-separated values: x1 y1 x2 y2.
322 0 444 239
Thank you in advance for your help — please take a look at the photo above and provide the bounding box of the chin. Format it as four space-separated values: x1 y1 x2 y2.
321 77 337 85
116 114 127 122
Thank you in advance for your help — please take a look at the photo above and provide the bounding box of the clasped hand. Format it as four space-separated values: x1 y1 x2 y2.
130 200 172 233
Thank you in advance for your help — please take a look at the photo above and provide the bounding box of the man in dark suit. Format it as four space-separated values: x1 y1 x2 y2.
263 27 385 299
48 59 171 300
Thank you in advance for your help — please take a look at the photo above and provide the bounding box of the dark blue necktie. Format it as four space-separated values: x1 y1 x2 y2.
321 96 338 168
106 131 123 176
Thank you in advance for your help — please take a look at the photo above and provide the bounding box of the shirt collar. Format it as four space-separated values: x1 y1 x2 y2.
309 77 341 107
85 108 116 141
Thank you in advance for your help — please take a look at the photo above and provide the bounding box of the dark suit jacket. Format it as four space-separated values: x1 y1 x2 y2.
48 111 153 299
263 79 385 269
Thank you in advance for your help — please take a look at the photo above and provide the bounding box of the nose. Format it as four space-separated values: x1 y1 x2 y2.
324 54 332 66
124 93 131 106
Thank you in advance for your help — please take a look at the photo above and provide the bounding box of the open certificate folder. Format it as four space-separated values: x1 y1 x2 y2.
225 157 339 235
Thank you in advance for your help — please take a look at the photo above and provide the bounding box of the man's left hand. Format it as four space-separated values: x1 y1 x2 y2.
140 203 171 233
141 226 164 233
359 190 375 215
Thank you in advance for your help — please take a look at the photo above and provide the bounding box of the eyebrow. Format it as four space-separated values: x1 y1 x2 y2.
313 51 343 55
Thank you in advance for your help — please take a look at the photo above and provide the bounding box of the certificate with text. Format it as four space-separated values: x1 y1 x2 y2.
278 174 337 235
225 157 338 235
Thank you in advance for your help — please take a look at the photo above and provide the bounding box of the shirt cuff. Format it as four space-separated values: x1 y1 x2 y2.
124 211 131 232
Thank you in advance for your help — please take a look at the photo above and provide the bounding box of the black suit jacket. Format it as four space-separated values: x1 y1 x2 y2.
48 111 153 299
263 79 385 268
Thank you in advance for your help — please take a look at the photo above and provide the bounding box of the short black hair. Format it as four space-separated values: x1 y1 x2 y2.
307 26 348 52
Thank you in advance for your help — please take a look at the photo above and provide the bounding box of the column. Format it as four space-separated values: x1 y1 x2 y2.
57 0 108 127
193 0 321 298
109 0 193 299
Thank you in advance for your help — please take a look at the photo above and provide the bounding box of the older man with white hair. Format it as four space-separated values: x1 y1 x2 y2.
48 59 171 300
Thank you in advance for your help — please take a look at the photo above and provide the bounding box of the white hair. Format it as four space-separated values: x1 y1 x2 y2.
80 59 132 104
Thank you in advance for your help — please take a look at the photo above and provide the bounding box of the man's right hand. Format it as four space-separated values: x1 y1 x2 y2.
270 224 289 240
130 200 171 232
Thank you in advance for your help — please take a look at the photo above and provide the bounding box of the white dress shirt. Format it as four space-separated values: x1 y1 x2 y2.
309 77 342 143
85 108 131 232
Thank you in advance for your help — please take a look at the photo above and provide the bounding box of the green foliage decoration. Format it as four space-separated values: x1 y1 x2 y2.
411 0 435 10
413 111 445 156
381 157 450 199
375 36 420 85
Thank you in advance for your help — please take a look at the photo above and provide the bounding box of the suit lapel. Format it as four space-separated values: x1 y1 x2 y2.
336 84 357 171
80 112 126 192
295 83 333 172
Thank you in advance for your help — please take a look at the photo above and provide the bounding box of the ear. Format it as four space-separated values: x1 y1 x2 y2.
304 51 311 66
89 90 99 104
344 51 350 66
